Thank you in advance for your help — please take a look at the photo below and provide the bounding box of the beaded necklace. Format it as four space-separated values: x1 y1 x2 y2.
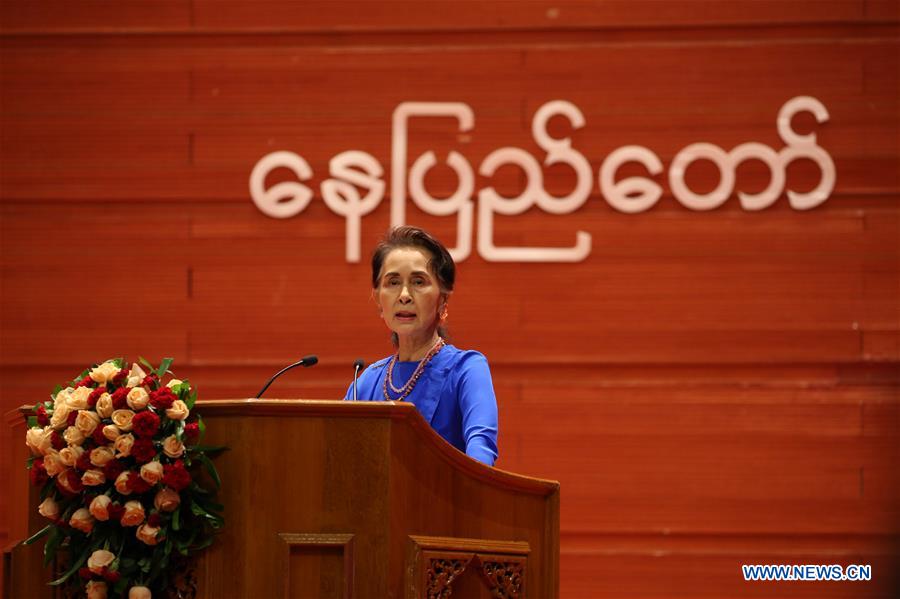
382 337 445 402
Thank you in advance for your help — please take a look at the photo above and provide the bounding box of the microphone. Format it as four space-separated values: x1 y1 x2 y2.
351 358 365 401
255 355 318 399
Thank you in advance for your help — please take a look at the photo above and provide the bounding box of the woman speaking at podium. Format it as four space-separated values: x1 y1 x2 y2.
344 226 499 466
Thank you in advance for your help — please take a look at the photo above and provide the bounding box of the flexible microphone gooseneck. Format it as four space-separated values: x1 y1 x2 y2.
255 355 318 399
351 358 365 401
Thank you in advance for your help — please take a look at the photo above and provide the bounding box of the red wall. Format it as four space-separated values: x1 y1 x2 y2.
2 2 898 596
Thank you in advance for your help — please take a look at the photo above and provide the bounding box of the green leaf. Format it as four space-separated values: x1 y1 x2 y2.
48 538 96 585
43 527 62 567
156 357 174 379
139 356 154 371
172 506 181 531
198 454 221 489
197 415 206 440
20 524 51 546
186 388 198 409
26 415 37 428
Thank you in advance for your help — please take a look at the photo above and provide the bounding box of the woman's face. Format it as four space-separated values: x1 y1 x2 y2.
375 247 443 341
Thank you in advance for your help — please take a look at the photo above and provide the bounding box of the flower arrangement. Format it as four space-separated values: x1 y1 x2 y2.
23 358 224 599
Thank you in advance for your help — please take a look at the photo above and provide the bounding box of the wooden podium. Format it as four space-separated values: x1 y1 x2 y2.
4 399 560 598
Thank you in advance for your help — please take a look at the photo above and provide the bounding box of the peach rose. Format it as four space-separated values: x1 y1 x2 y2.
120 500 145 527
126 363 147 389
69 508 94 533
75 410 101 436
115 471 133 496
82 469 106 487
43 450 65 477
95 393 114 418
162 435 184 459
54 387 72 408
111 409 135 432
128 586 152 599
165 400 189 421
38 497 59 520
126 387 150 411
63 425 86 447
68 385 92 410
90 446 116 467
49 402 71 430
140 461 164 485
136 523 160 546
59 445 85 467
90 361 120 384
87 549 115 574
25 426 52 456
154 487 181 513
86 580 108 599
57 468 81 494
114 433 135 458
102 424 121 441
89 495 112 521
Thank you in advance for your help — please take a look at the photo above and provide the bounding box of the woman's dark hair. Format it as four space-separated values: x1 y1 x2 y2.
371 225 455 343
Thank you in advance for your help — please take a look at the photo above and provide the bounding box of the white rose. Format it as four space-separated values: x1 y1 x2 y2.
75 410 101 436
86 581 108 599
90 446 116 467
43 450 65 477
154 487 181 512
115 471 132 495
49 402 71 430
162 435 184 458
87 549 115 574
111 409 135 432
59 445 85 467
126 387 150 411
63 425 86 447
120 500 145 527
82 469 106 487
69 508 94 533
126 363 148 388
68 386 92 410
165 400 189 421
166 378 183 389
102 424 121 441
54 387 73 408
114 433 135 458
25 426 52 456
38 497 60 520
90 495 112 521
140 461 164 485
95 393 114 418
136 523 160 546
128 586 152 599
90 361 121 384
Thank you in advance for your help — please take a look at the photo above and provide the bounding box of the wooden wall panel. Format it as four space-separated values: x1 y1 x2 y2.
1 2 898 597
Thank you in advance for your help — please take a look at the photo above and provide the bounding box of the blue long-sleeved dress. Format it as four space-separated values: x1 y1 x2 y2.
344 344 498 466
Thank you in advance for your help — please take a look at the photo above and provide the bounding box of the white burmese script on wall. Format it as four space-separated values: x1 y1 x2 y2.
249 96 835 263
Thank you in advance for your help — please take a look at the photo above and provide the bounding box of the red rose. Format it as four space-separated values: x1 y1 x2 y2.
111 388 128 410
66 410 78 427
75 376 93 388
91 426 107 446
128 473 152 495
142 374 160 390
149 387 176 411
107 503 125 521
132 411 160 438
111 365 129 387
131 438 156 464
36 405 50 426
163 460 191 491
87 386 106 408
148 512 162 527
183 422 200 441
104 458 124 481
50 430 65 450
29 459 48 487
79 567 93 580
102 567 121 583
56 469 83 496
76 451 93 472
